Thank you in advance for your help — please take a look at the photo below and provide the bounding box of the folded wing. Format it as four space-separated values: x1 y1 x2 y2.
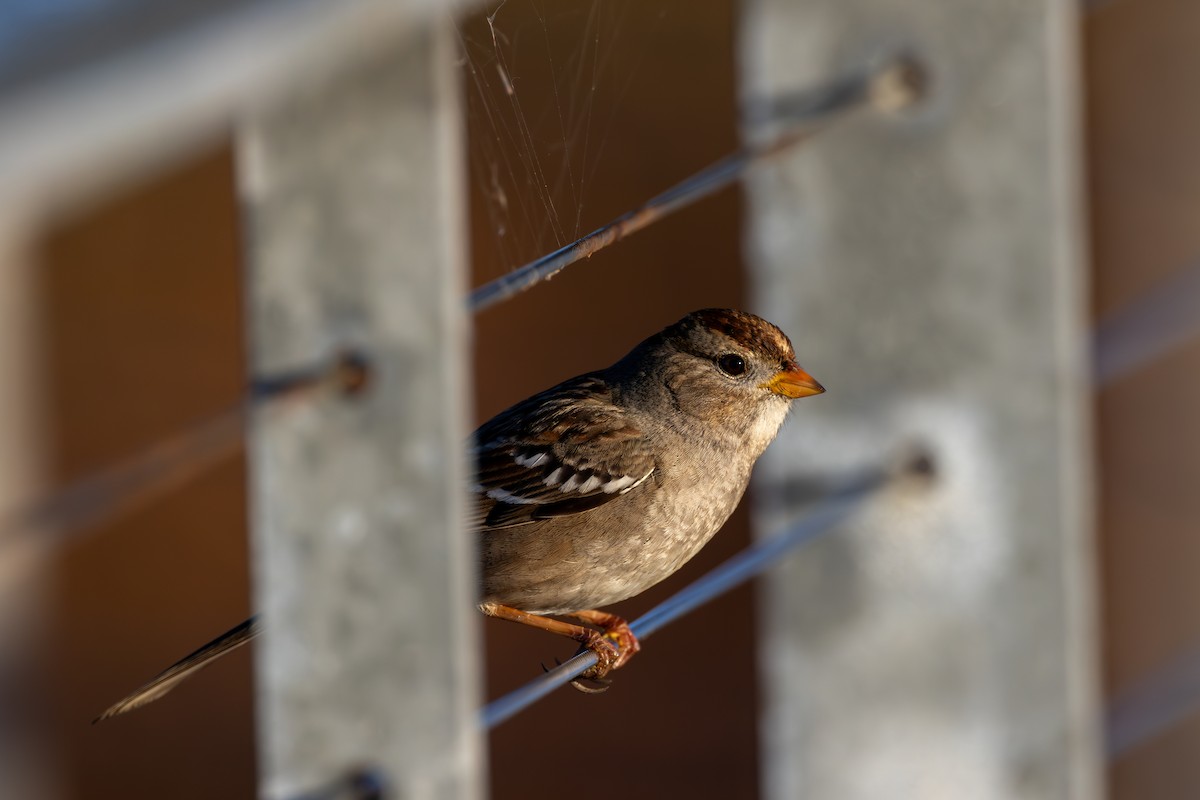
471 375 657 530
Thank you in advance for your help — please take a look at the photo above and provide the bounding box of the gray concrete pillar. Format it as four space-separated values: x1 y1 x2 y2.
239 21 481 799
741 3 1102 798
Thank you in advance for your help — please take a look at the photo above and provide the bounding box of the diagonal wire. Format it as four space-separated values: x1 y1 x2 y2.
1107 643 1200 759
9 406 246 544
1 351 369 546
468 54 925 313
480 467 888 729
1094 262 1200 758
1094 259 1200 387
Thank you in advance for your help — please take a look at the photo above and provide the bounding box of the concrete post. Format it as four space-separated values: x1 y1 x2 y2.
741 2 1102 798
239 21 481 799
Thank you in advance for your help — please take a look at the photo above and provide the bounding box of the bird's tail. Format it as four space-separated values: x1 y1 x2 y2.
94 615 261 723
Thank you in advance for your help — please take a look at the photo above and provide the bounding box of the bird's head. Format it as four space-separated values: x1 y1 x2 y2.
615 308 823 447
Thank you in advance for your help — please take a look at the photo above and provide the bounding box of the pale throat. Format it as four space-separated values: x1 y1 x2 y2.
745 398 791 455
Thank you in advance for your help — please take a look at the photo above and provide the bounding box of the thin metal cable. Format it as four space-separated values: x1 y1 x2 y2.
1088 260 1200 759
8 406 246 543
1 351 369 546
1094 261 1200 758
468 55 925 313
480 468 887 729
1094 259 1200 386
1107 644 1200 759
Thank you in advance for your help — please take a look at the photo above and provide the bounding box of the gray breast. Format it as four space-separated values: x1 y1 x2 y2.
480 437 753 614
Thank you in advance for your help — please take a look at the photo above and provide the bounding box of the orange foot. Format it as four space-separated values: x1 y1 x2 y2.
564 610 641 692
478 603 643 694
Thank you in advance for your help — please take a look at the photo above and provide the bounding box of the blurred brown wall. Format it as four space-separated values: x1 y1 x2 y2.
1086 2 1200 798
35 147 256 799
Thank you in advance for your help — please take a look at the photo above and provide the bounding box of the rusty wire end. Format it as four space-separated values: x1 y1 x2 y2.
251 348 373 404
291 765 389 800
333 350 372 397
869 52 930 113
896 443 938 483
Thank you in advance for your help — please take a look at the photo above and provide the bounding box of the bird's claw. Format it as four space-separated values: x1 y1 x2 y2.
601 624 641 670
540 655 612 693
569 675 612 694
566 632 623 693
538 622 641 694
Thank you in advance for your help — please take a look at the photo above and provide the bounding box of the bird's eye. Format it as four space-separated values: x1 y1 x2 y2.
717 353 747 376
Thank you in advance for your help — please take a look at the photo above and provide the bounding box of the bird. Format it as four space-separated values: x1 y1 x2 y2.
96 308 822 720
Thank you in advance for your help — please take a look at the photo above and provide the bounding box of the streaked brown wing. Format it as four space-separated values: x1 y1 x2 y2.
469 374 657 531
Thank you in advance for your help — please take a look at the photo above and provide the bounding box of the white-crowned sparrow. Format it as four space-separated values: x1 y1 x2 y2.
97 308 821 719
474 308 822 685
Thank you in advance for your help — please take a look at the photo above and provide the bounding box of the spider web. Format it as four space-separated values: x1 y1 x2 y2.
454 1 664 278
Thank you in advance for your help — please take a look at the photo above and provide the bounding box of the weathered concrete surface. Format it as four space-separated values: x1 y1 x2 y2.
240 22 480 800
741 2 1102 798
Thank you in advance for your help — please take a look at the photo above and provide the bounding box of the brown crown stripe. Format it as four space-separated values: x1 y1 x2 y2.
668 308 796 367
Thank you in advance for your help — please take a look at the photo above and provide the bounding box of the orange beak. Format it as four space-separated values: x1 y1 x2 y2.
761 364 824 399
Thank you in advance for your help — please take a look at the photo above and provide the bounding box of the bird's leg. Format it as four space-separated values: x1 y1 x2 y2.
559 609 641 671
479 603 621 681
